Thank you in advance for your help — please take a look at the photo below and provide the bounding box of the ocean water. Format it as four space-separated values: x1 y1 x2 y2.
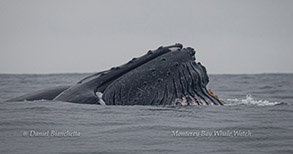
0 73 292 154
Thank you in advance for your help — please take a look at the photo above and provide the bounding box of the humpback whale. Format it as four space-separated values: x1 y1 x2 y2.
8 44 224 105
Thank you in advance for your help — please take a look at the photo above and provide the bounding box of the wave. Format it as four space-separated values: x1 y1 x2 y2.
226 94 285 106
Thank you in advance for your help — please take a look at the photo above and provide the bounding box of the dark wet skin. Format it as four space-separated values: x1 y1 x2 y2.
7 44 224 106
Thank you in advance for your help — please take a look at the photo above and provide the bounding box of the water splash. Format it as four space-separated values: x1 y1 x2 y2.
227 94 284 106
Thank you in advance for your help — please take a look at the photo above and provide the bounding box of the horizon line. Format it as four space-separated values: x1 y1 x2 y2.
0 72 292 75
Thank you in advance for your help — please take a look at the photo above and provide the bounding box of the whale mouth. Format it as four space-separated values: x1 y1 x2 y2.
10 43 224 106
101 44 224 106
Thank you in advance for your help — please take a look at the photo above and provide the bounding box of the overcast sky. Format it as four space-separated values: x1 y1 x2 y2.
0 0 292 74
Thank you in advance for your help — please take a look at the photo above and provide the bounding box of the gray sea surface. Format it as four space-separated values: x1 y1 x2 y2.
0 73 292 154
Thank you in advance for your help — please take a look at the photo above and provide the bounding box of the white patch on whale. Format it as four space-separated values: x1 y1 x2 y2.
95 91 106 105
169 47 181 52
